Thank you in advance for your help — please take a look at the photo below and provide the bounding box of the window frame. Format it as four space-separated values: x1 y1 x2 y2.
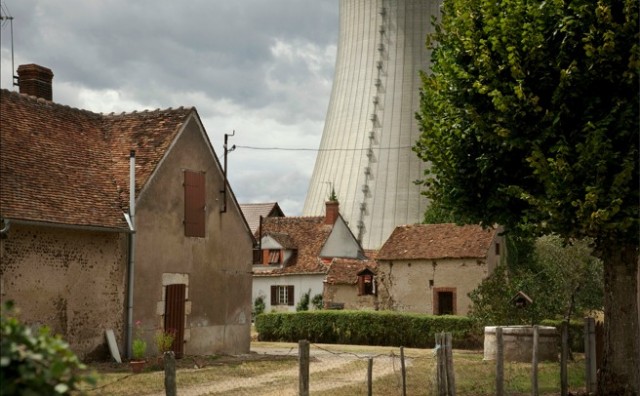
270 285 294 306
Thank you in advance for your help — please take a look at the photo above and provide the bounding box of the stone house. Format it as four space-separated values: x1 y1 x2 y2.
252 201 366 312
323 255 377 310
376 223 503 315
0 64 254 359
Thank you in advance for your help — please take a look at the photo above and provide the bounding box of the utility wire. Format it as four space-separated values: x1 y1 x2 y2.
235 145 413 152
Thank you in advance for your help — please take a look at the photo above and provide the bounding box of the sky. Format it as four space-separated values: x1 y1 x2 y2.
0 0 339 216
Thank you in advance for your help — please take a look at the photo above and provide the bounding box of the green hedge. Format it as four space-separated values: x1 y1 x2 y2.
255 310 482 349
540 319 585 353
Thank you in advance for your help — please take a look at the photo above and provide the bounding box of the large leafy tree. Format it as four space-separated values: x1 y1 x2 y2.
415 0 639 393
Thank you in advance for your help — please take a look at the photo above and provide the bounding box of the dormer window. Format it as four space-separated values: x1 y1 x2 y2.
357 271 376 296
262 249 282 265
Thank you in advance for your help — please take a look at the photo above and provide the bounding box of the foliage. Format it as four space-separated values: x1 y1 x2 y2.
131 321 147 360
252 296 266 318
311 294 324 311
0 301 96 395
415 0 639 246
469 236 603 328
296 289 311 312
416 0 638 390
255 310 480 349
154 328 175 355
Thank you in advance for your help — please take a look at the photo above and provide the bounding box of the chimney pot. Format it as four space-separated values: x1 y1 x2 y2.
17 64 54 101
325 200 339 225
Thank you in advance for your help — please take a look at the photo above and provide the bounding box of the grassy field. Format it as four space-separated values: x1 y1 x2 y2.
81 342 586 395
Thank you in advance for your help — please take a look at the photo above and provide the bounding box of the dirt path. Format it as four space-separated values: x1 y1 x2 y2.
146 345 407 396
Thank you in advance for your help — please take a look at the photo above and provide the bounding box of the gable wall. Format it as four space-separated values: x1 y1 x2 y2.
323 283 377 310
320 217 361 258
377 258 489 315
0 224 128 359
134 117 253 356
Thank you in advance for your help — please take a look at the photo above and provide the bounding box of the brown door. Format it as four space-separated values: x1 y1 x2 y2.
164 284 186 358
438 291 454 315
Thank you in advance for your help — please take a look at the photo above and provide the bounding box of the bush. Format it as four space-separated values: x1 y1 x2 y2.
253 296 265 318
255 310 481 349
311 294 323 310
0 301 96 394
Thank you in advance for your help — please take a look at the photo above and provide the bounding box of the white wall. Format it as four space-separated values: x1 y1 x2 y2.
252 274 326 314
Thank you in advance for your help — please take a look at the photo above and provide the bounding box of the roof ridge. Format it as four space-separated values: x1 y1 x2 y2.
1 88 101 117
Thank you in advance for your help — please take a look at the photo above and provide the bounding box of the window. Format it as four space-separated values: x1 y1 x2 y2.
357 273 376 296
495 242 501 255
433 287 457 315
263 249 282 265
184 170 205 237
270 285 294 306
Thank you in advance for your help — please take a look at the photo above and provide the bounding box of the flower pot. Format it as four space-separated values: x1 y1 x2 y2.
130 359 146 373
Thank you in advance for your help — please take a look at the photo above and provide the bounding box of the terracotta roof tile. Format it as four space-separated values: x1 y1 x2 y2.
239 202 285 235
0 89 192 230
377 223 497 260
255 216 332 275
325 258 377 285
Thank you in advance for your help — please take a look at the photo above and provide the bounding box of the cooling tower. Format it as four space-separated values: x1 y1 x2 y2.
303 0 439 249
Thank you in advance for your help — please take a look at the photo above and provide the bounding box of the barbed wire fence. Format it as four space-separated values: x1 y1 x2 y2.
87 325 601 395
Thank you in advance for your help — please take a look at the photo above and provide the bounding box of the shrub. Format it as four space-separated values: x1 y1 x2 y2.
296 290 311 312
131 320 147 360
253 296 266 318
311 294 323 310
0 301 96 395
154 328 175 355
255 310 481 349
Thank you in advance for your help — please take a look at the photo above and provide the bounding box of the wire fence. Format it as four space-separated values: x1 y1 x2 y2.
86 335 590 396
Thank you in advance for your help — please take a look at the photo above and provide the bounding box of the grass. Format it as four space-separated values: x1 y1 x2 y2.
80 343 587 395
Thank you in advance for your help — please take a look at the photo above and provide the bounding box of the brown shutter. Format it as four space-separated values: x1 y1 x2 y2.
287 285 294 306
164 284 186 358
357 275 364 296
184 171 205 237
271 285 277 305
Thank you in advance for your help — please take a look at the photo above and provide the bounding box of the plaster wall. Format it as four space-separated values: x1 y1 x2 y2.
377 258 489 315
133 116 253 356
320 217 362 259
323 283 377 310
0 224 127 359
252 274 325 313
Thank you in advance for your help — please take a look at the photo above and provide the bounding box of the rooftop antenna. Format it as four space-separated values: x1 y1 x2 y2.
0 2 18 87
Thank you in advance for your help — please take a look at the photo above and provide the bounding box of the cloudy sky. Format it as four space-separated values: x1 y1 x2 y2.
0 0 339 215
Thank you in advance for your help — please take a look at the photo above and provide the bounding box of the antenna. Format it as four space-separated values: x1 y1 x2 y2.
0 2 18 87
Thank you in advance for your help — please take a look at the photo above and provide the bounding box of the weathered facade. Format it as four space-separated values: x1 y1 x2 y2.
376 224 503 316
0 64 253 358
323 257 378 310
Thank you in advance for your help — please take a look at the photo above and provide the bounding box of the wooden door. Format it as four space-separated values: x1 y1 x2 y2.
164 284 186 358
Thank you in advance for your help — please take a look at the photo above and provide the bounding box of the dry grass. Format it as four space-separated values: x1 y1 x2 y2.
80 342 586 396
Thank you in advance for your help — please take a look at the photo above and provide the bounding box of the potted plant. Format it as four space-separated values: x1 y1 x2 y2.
154 328 175 366
130 320 147 373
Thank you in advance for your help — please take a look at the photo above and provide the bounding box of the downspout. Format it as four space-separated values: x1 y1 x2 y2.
126 150 136 359
0 218 10 234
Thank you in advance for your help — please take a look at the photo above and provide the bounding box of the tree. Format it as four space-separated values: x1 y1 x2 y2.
415 0 639 393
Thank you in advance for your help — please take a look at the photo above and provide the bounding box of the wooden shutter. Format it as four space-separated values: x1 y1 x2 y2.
357 275 364 296
287 285 294 306
164 284 186 358
271 285 277 305
184 171 205 237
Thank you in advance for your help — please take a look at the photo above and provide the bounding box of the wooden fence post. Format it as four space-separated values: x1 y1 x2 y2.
164 351 176 396
400 346 407 396
584 318 597 394
496 327 504 396
561 321 568 396
299 340 310 396
532 325 539 396
445 332 456 396
367 358 373 396
436 333 445 396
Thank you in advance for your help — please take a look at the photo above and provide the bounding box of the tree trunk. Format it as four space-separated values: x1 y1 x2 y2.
598 243 639 396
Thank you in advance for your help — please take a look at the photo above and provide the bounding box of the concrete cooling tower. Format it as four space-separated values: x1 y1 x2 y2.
303 0 439 249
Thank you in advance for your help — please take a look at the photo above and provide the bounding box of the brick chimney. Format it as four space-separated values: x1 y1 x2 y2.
17 64 54 101
325 200 339 225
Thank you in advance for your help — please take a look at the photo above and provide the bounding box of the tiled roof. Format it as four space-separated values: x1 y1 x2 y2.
265 232 296 249
254 216 332 275
377 223 497 260
0 89 192 230
239 202 285 235
325 258 377 285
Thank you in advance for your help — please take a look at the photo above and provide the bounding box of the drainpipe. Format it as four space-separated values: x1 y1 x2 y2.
0 218 10 234
126 150 136 359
